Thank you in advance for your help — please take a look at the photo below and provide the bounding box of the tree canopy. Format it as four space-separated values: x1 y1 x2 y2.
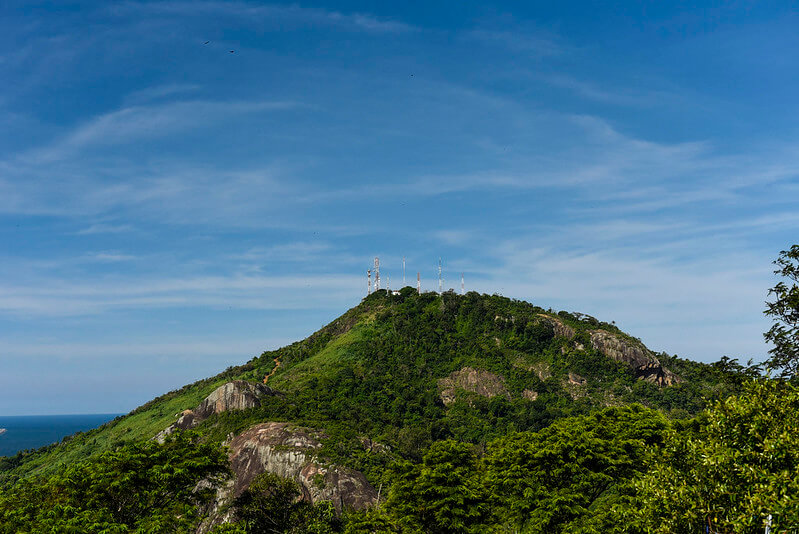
764 244 799 376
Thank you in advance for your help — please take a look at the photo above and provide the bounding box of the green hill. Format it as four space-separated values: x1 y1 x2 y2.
0 290 752 532
0 290 739 482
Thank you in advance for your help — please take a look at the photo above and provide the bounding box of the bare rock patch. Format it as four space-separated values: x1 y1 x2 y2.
438 367 511 406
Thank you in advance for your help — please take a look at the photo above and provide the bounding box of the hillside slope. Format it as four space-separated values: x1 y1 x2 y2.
0 289 741 487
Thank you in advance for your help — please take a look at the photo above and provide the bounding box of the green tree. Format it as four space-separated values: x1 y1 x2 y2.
484 405 668 533
343 507 399 534
626 380 799 533
386 440 488 533
0 432 229 533
232 472 341 534
234 472 303 533
764 244 799 376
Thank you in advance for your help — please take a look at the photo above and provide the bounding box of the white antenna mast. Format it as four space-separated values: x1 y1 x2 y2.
387 275 390 293
417 272 421 295
438 258 443 294
374 257 380 291
461 272 465 295
402 256 406 286
367 269 372 295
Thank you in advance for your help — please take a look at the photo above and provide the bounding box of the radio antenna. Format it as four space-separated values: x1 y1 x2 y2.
438 258 443 294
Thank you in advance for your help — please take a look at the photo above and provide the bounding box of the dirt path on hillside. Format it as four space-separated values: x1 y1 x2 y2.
263 356 282 384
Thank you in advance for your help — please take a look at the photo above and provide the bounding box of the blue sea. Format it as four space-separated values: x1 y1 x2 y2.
0 414 123 457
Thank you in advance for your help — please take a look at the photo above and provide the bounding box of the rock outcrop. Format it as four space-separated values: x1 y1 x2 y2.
529 315 679 387
438 367 511 406
568 372 587 386
197 422 378 533
537 314 576 339
521 389 539 401
588 330 679 386
156 381 281 442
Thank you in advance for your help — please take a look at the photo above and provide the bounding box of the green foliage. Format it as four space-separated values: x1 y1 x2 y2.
234 472 302 533
0 289 762 533
342 508 399 534
377 405 670 534
483 405 669 533
764 244 799 376
625 380 799 533
231 472 341 534
387 440 488 533
0 432 229 533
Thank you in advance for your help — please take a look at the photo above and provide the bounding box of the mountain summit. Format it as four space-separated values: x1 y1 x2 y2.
0 290 741 532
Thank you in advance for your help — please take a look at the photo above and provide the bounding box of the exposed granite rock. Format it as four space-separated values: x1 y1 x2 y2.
537 314 576 339
531 362 551 381
522 389 539 401
360 437 391 454
588 330 679 386
197 422 378 533
568 372 587 386
196 381 275 419
438 367 511 406
156 381 281 443
531 316 679 387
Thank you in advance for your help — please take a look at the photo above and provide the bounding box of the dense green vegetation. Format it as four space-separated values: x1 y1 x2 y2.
0 432 228 533
2 246 797 532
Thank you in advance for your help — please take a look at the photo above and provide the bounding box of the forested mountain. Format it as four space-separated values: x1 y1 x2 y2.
0 289 793 533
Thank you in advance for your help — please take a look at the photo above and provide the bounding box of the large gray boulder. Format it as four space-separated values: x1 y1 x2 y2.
588 330 679 386
437 367 511 406
156 381 280 443
197 422 378 533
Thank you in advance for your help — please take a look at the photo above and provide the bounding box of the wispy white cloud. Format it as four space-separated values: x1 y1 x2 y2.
125 83 202 104
112 1 416 33
76 223 135 235
28 99 299 162
541 73 679 107
0 273 364 317
0 338 290 361
468 29 564 57
88 252 137 262
233 242 335 263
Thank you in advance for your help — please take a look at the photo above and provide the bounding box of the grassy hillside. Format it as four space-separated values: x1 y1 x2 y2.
1 289 746 488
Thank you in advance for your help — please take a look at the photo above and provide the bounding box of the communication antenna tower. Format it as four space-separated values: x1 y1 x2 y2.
438 258 443 294
374 257 380 291
367 269 372 295
417 272 421 295
461 273 465 295
402 256 406 286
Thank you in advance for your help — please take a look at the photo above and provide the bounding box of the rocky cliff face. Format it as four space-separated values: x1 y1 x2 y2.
154 382 378 533
438 367 511 406
588 330 679 386
537 314 576 339
197 422 378 533
531 315 679 386
156 380 281 443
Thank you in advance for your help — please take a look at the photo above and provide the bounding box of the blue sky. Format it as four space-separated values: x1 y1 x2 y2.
1 1 797 415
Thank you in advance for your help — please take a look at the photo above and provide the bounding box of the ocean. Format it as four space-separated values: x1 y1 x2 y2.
0 413 123 457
